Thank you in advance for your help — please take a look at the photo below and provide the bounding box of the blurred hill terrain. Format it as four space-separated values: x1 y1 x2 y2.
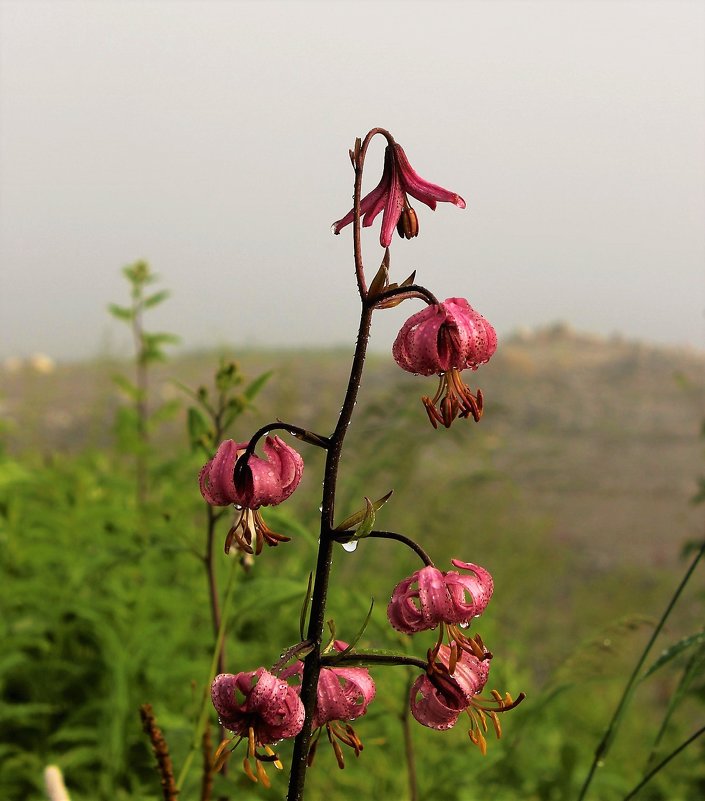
2 323 703 573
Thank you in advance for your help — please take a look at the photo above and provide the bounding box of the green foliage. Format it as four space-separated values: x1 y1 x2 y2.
2 340 704 801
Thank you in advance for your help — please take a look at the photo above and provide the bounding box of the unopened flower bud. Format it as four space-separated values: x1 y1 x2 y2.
396 205 419 240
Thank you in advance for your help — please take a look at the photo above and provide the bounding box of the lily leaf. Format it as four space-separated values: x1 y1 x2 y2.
368 250 390 298
334 489 393 532
299 572 313 641
327 598 374 663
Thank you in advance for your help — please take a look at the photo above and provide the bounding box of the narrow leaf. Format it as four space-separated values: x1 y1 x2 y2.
299 572 313 641
641 631 705 680
334 490 393 532
143 290 170 308
328 598 375 663
107 303 134 321
244 370 273 401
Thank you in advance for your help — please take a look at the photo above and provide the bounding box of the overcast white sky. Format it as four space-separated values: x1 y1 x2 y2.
1 0 704 362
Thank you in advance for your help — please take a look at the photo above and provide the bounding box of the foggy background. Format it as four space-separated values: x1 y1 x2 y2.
1 0 704 362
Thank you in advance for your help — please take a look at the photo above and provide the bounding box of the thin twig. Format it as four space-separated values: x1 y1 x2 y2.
401 672 418 801
622 724 705 800
139 704 178 801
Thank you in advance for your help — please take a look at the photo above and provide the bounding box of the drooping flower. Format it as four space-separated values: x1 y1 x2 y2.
392 297 497 428
332 143 466 248
211 668 305 785
199 436 304 554
388 560 493 634
283 641 376 769
410 645 524 754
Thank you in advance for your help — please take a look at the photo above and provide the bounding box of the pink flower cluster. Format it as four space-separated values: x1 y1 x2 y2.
212 642 375 776
386 558 521 748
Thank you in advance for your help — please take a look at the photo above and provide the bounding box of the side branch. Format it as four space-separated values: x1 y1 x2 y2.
234 422 331 481
337 530 434 567
368 283 439 309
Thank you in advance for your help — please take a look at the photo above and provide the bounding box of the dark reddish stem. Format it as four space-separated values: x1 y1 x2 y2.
334 529 434 567
286 128 393 801
368 283 439 309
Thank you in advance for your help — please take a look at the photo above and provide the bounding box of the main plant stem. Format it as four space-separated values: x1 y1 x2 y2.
286 127 394 801
286 305 373 801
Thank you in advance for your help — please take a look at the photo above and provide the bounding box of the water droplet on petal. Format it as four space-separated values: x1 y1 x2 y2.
234 504 242 510
459 621 470 629
342 540 358 553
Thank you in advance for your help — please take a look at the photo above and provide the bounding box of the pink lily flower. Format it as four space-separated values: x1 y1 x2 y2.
410 645 490 731
387 560 493 634
211 668 305 784
410 645 524 754
332 143 466 248
283 641 376 768
392 297 497 428
199 436 304 554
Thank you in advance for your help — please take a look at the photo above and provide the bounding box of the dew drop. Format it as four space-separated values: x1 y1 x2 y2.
319 504 323 512
234 504 243 510
342 540 358 553
459 621 470 629
596 760 605 768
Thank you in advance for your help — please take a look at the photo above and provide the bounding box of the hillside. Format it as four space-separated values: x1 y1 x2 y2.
2 324 704 573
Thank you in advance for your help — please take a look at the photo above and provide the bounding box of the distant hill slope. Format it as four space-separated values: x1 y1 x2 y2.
2 325 703 568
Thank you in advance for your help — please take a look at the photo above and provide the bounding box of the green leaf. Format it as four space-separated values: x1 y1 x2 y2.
334 490 393 532
107 303 134 321
143 290 170 308
327 598 375 663
244 370 273 401
111 374 143 401
641 631 705 680
143 332 181 348
187 407 212 451
299 572 313 641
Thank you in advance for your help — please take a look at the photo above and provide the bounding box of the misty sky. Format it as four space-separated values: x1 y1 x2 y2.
1 0 704 362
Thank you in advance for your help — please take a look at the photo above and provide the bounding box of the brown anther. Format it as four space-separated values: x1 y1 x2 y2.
332 739 345 769
242 756 258 783
255 757 271 788
440 396 456 428
264 745 283 770
423 396 440 429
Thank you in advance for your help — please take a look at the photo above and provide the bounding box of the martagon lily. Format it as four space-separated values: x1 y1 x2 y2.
393 297 497 428
411 644 524 755
388 559 494 661
199 436 304 555
283 641 376 769
211 668 305 786
332 143 466 248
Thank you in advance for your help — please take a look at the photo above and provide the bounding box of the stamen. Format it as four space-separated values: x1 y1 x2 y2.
490 710 502 739
247 726 256 759
242 756 258 783
448 641 459 675
332 739 345 769
264 745 283 770
255 757 271 788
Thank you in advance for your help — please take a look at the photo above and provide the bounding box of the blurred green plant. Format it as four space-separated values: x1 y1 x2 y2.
108 260 180 509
